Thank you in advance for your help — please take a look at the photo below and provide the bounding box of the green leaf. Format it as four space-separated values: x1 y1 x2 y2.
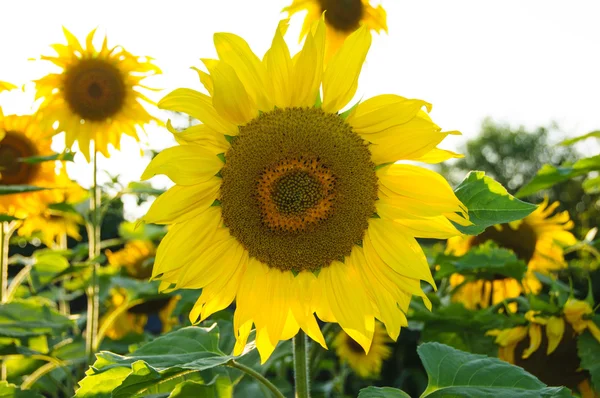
126 181 166 196
47 202 80 214
77 325 249 398
358 386 411 398
453 171 537 235
0 381 44 397
516 155 600 197
168 376 233 397
577 331 600 391
118 221 165 241
0 298 74 338
0 215 20 222
583 175 600 194
417 342 572 397
435 243 527 280
559 130 600 146
29 251 71 291
18 152 75 164
0 186 48 195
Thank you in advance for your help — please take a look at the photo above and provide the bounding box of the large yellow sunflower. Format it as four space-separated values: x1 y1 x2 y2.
34 28 160 161
141 19 468 362
284 0 387 59
487 301 600 396
0 113 60 218
17 167 86 247
447 198 576 309
333 322 391 378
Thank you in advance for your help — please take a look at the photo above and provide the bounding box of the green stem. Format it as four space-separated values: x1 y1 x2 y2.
85 147 101 366
309 323 333 379
293 330 310 398
0 222 8 303
226 360 285 398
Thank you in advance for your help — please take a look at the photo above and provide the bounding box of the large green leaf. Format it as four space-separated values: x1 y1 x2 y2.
577 330 600 391
0 186 48 195
435 243 527 280
417 342 571 397
516 155 600 197
168 376 233 398
76 325 246 398
453 171 537 235
0 298 74 338
358 386 411 397
0 381 44 397
560 130 600 146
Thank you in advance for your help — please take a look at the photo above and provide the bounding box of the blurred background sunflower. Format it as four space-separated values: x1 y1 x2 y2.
333 322 392 378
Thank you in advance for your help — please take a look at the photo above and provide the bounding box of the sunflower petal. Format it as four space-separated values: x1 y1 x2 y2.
211 61 258 125
140 145 222 185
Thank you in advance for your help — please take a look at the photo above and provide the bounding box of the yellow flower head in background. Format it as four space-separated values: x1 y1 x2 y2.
141 19 468 363
448 199 576 309
35 28 161 161
106 240 156 280
334 322 392 378
0 113 60 218
17 167 86 247
284 0 387 59
563 299 600 341
0 81 16 92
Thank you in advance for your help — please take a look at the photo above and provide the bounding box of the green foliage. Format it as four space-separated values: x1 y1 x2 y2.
577 330 600 391
0 298 74 338
435 243 527 280
0 215 20 222
516 155 600 197
17 152 75 164
0 186 48 195
358 386 411 397
453 171 537 235
559 130 600 146
0 381 44 398
75 325 245 397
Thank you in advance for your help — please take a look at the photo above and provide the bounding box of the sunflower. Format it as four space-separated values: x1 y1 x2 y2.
0 113 60 218
284 0 387 59
17 168 86 247
487 302 600 395
333 322 391 378
447 199 576 309
106 240 156 280
34 28 160 162
0 81 16 92
141 19 468 363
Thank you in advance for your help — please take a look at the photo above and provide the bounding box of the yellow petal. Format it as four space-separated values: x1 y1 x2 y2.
140 145 222 185
291 18 325 107
213 33 270 110
347 95 432 134
264 20 293 108
143 178 220 225
522 324 542 359
410 148 464 164
546 316 565 355
211 61 258 125
322 26 371 113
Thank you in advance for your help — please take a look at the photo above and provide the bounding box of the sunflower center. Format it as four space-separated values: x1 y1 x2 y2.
63 58 126 121
221 107 377 272
319 0 364 32
0 131 40 185
472 222 538 263
346 336 366 354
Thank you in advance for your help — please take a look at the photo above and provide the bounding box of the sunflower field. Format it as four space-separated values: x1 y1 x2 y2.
0 1 599 397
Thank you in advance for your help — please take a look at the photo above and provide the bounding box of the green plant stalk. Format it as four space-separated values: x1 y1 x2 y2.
226 360 285 398
293 330 311 398
0 222 7 303
85 147 101 366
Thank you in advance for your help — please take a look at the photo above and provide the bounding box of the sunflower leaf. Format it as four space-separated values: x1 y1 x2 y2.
577 330 600 391
416 342 572 397
453 171 537 235
0 381 44 398
75 325 247 398
0 298 74 338
0 185 49 195
515 155 600 197
18 151 75 163
358 386 411 397
0 214 20 222
559 130 600 146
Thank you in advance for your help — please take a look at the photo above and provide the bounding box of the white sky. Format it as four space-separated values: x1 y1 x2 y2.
1 0 599 218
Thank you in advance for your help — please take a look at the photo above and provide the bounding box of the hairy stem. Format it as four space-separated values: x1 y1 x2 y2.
226 360 285 398
293 330 311 398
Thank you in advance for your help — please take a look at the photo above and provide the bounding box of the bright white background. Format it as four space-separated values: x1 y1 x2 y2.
1 0 599 217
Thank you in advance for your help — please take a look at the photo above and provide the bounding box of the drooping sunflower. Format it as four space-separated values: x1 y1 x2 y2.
102 240 179 339
141 19 468 362
0 81 16 92
284 0 387 59
0 113 60 218
17 167 86 247
34 28 160 161
487 301 600 396
447 199 576 309
333 322 391 378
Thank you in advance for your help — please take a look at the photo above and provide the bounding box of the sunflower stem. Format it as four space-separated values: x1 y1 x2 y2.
0 222 9 304
226 360 285 398
293 330 311 398
85 147 101 366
